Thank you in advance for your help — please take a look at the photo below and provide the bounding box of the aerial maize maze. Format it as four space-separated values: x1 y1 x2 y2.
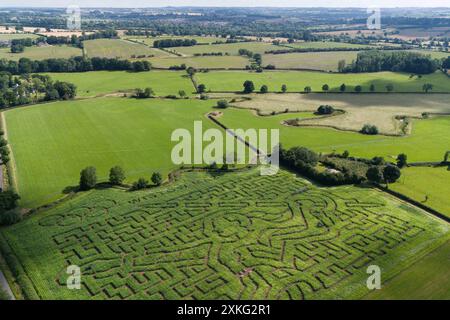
1 168 448 300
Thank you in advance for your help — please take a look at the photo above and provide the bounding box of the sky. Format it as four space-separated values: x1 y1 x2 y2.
1 0 450 8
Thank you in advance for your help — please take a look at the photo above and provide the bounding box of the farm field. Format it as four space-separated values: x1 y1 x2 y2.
0 45 82 60
0 33 40 40
261 51 358 71
44 71 196 97
390 166 450 217
228 93 450 134
0 168 448 299
83 39 169 59
366 240 450 299
4 97 217 207
149 55 250 69
195 70 450 93
123 35 227 46
284 41 374 49
170 41 282 56
219 108 450 163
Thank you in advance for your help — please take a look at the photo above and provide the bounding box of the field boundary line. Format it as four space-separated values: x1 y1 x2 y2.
375 185 450 223
0 112 18 193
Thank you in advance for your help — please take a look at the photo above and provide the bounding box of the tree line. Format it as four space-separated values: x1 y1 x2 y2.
0 56 151 75
342 50 440 74
153 39 197 48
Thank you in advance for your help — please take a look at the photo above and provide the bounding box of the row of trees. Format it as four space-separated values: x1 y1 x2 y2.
79 166 163 191
343 50 440 74
0 73 76 108
0 57 151 75
153 39 197 48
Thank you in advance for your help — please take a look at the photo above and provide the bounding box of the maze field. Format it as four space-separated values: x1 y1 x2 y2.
1 169 448 300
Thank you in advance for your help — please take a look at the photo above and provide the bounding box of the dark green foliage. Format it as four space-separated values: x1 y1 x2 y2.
281 84 287 93
79 166 97 191
346 50 439 74
339 83 346 92
260 85 268 93
151 172 163 186
397 154 408 168
243 80 255 93
197 84 206 93
0 56 151 75
109 166 126 185
132 178 148 190
153 39 197 48
134 87 154 99
216 100 229 109
282 146 319 167
366 166 383 183
360 124 379 135
317 105 334 115
0 190 20 225
383 165 401 184
354 85 362 93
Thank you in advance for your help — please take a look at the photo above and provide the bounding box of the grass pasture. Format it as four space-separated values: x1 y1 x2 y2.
284 41 374 50
366 240 450 299
149 55 250 69
262 51 358 71
0 45 82 61
83 39 169 59
44 71 196 97
0 33 40 41
195 70 450 93
0 168 448 299
171 41 282 56
219 108 450 163
4 97 217 207
391 166 450 217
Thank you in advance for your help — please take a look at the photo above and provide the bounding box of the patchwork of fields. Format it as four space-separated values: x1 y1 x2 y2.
0 26 449 300
219 108 450 163
1 168 448 299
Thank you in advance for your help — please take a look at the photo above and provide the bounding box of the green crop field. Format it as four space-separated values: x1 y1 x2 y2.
171 42 282 56
366 240 450 299
0 168 448 299
0 45 82 60
391 166 450 217
284 41 374 50
262 51 358 71
83 39 169 59
195 70 450 93
219 108 450 163
0 33 40 40
4 97 217 207
149 55 250 69
44 71 196 97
